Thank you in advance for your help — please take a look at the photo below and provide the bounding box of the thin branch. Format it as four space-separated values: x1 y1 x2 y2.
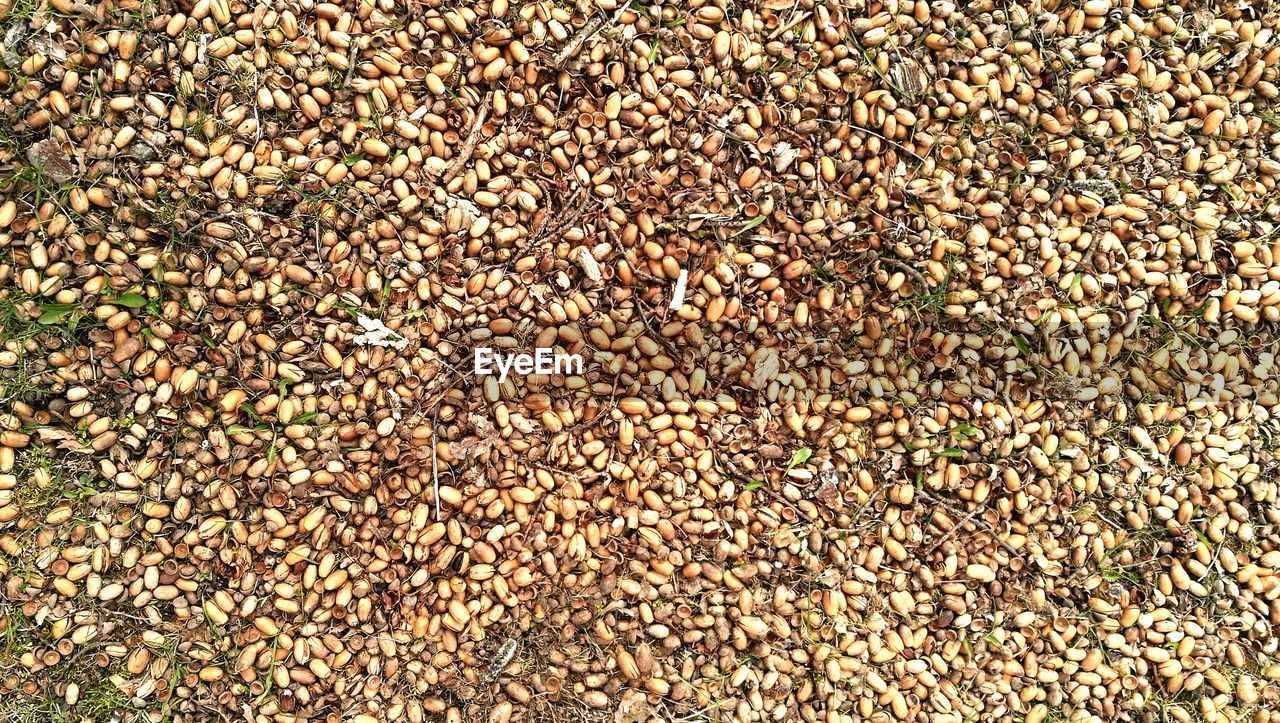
432 417 441 521
442 95 493 184
915 487 1024 559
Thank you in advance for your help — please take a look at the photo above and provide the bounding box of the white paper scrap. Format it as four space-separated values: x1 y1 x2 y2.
353 316 408 350
669 269 689 310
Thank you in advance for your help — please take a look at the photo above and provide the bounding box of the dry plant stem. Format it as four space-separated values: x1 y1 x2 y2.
916 487 1024 560
442 97 493 184
868 253 932 295
923 502 985 556
552 14 604 66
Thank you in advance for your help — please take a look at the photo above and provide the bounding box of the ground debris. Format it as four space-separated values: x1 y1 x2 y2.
0 1 1278 723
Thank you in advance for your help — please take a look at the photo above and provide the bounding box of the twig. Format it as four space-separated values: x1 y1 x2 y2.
769 11 811 40
844 483 887 529
442 95 493 184
552 14 603 65
432 415 441 521
915 487 1023 559
548 2 633 67
529 185 587 246
869 252 932 295
341 43 360 86
923 503 985 555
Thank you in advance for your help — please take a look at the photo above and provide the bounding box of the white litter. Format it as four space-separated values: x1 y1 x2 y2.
772 141 800 172
575 246 602 283
750 348 780 389
353 316 408 350
669 269 688 310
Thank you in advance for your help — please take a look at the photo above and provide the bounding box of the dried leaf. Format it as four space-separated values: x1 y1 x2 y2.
772 141 800 172
27 139 75 182
31 33 67 64
814 470 843 506
751 348 780 389
452 413 502 460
